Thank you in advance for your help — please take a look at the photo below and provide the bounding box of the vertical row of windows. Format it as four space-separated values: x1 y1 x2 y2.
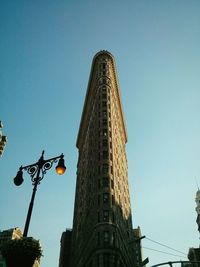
97 177 114 189
97 194 115 213
98 164 107 174
97 193 115 206
97 59 116 229
103 193 109 203
98 82 113 165
97 231 116 245
97 210 115 223
103 210 109 221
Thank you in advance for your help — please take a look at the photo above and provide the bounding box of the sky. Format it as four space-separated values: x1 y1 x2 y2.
0 1 200 266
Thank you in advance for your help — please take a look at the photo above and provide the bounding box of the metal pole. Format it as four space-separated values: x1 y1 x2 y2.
23 167 40 237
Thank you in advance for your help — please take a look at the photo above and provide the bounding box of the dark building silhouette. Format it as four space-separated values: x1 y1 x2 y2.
59 51 143 267
187 190 200 267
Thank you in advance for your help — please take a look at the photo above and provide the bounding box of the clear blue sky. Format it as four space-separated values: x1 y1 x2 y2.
1 1 200 266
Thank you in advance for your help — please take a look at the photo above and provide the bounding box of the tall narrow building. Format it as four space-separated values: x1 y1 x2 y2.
59 51 143 267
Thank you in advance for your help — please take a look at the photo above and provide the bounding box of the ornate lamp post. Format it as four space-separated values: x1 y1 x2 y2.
13 150 66 237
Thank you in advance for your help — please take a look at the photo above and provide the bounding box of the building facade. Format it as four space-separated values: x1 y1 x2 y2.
59 51 142 267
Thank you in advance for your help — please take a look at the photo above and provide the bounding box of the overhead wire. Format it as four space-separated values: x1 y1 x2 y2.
142 246 188 259
145 236 187 256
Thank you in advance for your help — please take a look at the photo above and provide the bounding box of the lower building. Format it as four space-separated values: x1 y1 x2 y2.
0 228 22 266
188 248 200 267
0 227 23 241
59 229 72 267
0 227 40 267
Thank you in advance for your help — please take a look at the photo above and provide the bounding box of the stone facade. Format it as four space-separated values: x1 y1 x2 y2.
59 51 142 267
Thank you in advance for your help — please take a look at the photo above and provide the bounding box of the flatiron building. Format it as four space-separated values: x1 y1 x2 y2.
59 51 142 267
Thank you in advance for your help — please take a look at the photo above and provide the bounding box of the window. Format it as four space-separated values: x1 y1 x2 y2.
112 232 116 245
102 93 107 99
98 179 101 189
103 151 108 159
102 119 107 126
102 78 106 84
111 179 114 189
127 230 130 237
103 193 109 203
112 255 118 265
104 231 109 243
103 177 109 187
98 141 100 149
103 253 110 267
102 101 107 107
103 139 108 147
103 129 107 136
112 212 115 223
103 111 107 118
97 232 100 245
109 141 112 149
112 195 114 205
98 165 101 174
97 255 100 267
119 206 123 215
103 210 109 221
102 164 109 174
110 166 113 174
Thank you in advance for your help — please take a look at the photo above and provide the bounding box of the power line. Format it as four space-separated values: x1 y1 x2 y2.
142 246 188 259
145 237 187 256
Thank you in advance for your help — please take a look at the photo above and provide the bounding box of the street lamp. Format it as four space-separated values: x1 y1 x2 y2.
13 150 66 237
